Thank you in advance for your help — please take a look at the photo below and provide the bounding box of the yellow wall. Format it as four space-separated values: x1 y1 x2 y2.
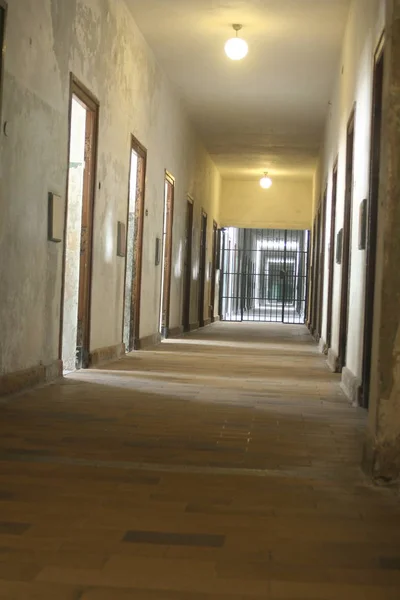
220 178 313 230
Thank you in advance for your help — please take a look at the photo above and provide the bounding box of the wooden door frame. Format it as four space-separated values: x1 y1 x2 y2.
338 105 356 372
0 0 7 125
210 220 218 322
198 210 208 327
326 158 339 351
307 218 317 329
59 75 99 364
160 171 175 336
311 207 322 338
122 134 146 350
304 229 312 323
316 185 328 338
360 35 385 408
182 195 194 332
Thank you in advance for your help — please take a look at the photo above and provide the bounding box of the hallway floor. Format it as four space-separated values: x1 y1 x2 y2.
1 323 400 599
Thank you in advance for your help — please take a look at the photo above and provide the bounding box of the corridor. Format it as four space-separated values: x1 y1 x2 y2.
0 323 399 599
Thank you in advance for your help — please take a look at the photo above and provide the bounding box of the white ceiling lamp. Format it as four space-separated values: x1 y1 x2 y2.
260 172 272 189
225 24 248 61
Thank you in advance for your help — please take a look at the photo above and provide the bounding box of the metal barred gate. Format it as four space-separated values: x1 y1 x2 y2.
220 228 310 324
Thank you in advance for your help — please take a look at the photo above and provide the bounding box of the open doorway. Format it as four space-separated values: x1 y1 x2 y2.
182 197 194 332
198 211 207 327
360 39 384 408
159 172 175 338
338 108 356 372
326 160 338 351
61 78 98 373
123 136 146 352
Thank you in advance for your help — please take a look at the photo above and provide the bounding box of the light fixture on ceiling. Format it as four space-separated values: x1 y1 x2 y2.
260 172 272 189
225 24 248 61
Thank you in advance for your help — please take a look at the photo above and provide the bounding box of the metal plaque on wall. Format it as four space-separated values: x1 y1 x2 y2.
358 199 367 250
117 221 126 257
336 228 343 264
155 237 161 266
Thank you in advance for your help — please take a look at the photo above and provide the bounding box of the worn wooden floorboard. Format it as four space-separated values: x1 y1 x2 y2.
0 322 399 599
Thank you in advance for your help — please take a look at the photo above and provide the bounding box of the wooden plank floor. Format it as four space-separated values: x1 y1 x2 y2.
0 322 399 599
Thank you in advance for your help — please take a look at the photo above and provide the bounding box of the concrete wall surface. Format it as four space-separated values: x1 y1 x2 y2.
314 0 385 389
0 0 220 376
220 178 313 231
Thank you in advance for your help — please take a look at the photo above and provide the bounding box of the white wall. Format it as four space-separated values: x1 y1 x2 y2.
316 0 385 388
220 178 313 231
0 0 220 376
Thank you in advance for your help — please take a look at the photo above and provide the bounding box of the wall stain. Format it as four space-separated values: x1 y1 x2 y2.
50 0 77 82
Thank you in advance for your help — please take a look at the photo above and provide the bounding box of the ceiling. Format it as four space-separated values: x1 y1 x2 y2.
126 0 350 180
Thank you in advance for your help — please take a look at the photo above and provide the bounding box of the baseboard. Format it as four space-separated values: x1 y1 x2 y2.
312 329 320 342
327 348 339 373
189 321 200 331
362 429 376 478
137 332 162 350
318 337 327 354
212 315 220 323
340 366 361 406
203 318 212 327
168 325 184 338
362 429 400 484
89 343 125 367
0 359 62 397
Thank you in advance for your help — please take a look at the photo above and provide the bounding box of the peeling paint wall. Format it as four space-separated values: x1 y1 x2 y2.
220 179 313 231
0 0 220 376
314 0 384 394
365 0 400 480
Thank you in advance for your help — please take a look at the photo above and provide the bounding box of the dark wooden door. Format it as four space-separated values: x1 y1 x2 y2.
182 199 193 332
198 212 207 327
308 219 317 329
361 42 384 408
311 209 321 337
0 1 7 122
326 161 338 351
338 109 355 372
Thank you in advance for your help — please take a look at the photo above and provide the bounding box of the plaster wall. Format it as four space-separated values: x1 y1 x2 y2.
170 147 221 331
364 0 400 480
220 179 313 231
0 0 220 376
315 0 385 387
